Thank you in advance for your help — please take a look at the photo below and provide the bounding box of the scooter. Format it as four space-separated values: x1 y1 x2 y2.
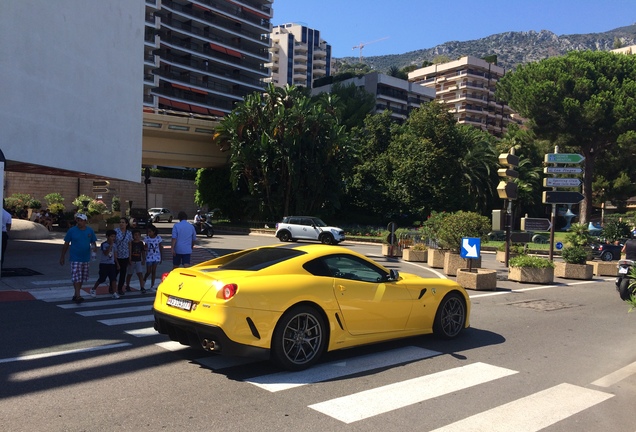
192 219 214 238
616 259 635 300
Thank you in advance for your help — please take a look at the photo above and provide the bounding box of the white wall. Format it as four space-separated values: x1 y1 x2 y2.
0 0 144 182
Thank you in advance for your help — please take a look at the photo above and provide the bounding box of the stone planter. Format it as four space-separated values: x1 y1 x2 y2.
428 249 445 268
587 260 617 277
495 250 519 263
402 248 427 262
554 262 593 280
457 268 497 291
381 244 402 257
508 266 554 284
443 253 482 276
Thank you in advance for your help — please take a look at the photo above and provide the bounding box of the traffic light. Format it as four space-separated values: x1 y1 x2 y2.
497 152 519 200
144 167 151 185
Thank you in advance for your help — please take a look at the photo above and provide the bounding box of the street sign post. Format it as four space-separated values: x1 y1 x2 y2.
542 178 582 188
542 191 584 204
543 167 583 174
544 153 585 164
521 218 552 231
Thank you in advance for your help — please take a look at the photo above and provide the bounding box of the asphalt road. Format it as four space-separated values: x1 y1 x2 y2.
1 232 635 431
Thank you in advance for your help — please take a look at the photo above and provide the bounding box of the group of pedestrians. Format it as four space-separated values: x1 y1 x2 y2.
59 210 197 304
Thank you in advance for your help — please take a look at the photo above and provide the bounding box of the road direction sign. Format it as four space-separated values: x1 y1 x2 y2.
521 218 552 231
543 178 582 187
460 237 481 259
542 191 584 204
544 167 583 174
544 153 585 164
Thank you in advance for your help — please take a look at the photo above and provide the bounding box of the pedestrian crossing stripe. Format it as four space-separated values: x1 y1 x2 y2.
308 362 518 424
246 346 441 393
429 383 613 432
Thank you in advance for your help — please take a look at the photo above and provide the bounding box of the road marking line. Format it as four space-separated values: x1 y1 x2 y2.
308 362 517 424
471 279 612 298
57 296 153 309
0 342 131 364
98 315 154 325
429 383 613 432
126 327 158 337
247 346 441 393
156 341 191 352
76 305 152 317
591 360 636 387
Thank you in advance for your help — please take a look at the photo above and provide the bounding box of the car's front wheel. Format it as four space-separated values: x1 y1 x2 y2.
601 251 614 261
433 292 466 339
271 305 327 371
320 233 334 245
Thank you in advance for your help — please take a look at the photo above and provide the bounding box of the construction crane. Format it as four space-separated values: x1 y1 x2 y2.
352 37 389 62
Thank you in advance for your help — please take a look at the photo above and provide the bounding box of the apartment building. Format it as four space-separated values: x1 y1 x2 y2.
408 56 514 136
312 72 436 122
266 23 333 88
143 0 273 117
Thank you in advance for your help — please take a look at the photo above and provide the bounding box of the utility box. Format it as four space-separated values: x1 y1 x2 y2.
492 210 504 231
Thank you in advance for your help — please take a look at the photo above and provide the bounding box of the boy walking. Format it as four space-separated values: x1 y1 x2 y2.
143 224 163 292
125 229 147 293
90 230 120 299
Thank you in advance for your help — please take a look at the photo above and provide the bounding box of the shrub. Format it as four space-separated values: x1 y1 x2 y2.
5 193 35 212
602 220 631 242
565 222 591 247
111 196 121 212
412 243 427 251
420 211 448 244
437 211 490 252
561 245 588 265
509 255 555 268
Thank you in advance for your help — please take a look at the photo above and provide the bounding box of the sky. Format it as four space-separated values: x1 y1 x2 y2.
271 0 635 59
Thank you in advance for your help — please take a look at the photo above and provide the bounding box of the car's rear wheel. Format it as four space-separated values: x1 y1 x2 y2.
601 251 614 261
278 231 291 242
271 305 327 371
433 292 466 339
168 216 173 223
320 233 334 245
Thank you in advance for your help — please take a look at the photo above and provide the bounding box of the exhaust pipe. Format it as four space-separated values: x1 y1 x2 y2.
201 339 219 351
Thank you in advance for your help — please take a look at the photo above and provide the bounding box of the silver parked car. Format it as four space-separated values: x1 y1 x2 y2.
148 208 173 223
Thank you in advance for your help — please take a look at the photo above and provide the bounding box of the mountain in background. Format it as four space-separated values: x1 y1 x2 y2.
336 24 636 72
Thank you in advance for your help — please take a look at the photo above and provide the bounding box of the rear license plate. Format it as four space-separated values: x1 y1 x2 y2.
167 296 193 311
619 267 628 274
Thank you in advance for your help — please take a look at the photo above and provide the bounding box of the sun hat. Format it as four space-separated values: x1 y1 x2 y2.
75 213 88 221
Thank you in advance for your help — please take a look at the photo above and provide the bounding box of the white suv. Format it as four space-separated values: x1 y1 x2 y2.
275 216 345 245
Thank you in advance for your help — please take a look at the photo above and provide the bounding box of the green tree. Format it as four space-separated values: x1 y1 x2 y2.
213 84 349 220
326 82 375 131
497 50 636 224
194 166 248 222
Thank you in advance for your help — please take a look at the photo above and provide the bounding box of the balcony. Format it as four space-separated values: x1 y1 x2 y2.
161 1 270 45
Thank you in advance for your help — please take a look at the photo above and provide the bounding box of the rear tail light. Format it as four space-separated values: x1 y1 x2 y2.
161 272 170 282
222 284 237 300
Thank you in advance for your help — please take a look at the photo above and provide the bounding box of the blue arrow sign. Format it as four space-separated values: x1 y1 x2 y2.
460 237 481 259
556 242 564 250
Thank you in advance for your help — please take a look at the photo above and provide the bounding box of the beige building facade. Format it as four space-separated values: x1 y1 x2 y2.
408 56 515 136
266 23 333 88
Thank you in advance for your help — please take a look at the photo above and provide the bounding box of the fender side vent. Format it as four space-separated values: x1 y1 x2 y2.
335 312 344 330
246 317 261 339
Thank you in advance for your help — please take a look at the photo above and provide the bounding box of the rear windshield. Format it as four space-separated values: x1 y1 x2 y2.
219 248 305 271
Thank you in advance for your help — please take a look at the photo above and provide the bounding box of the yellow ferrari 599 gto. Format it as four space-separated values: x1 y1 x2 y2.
153 244 470 370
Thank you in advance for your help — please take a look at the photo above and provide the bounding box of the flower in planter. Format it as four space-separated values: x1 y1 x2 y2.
509 255 555 268
412 243 427 251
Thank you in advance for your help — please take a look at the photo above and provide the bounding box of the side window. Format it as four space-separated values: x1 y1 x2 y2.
322 255 387 283
288 217 301 225
303 258 332 277
302 218 314 226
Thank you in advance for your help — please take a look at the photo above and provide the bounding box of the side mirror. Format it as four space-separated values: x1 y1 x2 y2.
389 269 400 281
